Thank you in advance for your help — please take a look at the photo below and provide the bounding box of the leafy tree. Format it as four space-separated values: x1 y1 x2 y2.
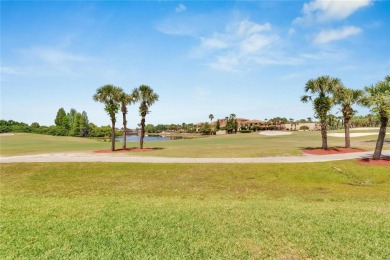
215 119 220 130
145 124 155 133
119 90 135 149
68 108 77 129
80 111 89 137
54 108 66 126
333 86 363 148
62 115 70 130
301 76 341 149
199 122 211 134
70 112 82 136
360 75 390 160
30 122 40 129
133 85 159 149
93 84 123 151
224 115 235 134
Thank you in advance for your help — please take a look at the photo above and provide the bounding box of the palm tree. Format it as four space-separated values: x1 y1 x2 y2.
301 76 341 149
333 85 363 148
327 113 337 130
93 84 122 151
133 85 159 149
119 90 136 149
360 75 390 160
229 114 237 133
208 114 214 136
289 118 294 131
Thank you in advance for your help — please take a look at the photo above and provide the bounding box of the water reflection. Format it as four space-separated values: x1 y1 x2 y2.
117 135 191 142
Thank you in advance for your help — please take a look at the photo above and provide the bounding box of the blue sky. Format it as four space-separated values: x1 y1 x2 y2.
1 0 389 127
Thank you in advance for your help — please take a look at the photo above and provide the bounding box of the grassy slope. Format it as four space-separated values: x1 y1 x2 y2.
1 162 389 259
1 130 388 157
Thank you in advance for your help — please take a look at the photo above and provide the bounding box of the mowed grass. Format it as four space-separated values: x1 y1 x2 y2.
1 162 389 259
0 133 109 156
1 130 388 157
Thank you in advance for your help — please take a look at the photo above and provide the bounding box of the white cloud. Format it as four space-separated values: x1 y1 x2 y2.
197 20 278 71
314 26 362 44
234 20 271 36
209 54 240 72
240 34 274 54
294 0 372 24
175 4 187 13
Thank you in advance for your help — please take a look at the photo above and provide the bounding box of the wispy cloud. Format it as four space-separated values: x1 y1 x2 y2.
1 47 97 80
22 47 91 64
294 0 372 24
195 19 280 71
156 16 202 37
175 4 186 13
0 66 22 75
314 26 362 44
209 54 240 72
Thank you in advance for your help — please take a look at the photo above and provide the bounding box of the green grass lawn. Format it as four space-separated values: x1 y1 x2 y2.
1 162 389 259
0 133 109 156
1 130 388 157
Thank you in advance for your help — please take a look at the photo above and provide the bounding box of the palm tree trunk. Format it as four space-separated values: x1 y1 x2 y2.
321 120 328 150
111 121 116 151
122 113 127 149
140 116 145 149
373 116 388 160
344 119 351 148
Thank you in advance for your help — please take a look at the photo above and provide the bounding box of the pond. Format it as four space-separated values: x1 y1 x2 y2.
116 135 191 142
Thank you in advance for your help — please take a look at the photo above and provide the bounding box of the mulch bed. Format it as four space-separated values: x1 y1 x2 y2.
358 157 390 166
303 148 389 166
303 148 366 155
94 148 155 153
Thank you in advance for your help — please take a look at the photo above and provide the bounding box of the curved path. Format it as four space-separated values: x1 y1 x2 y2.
1 150 389 163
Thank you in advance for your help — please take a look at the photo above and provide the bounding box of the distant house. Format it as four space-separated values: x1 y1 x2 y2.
285 122 320 131
242 119 265 128
194 117 320 132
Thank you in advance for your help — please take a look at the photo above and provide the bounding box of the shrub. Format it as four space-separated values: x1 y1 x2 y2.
300 125 310 131
240 130 251 133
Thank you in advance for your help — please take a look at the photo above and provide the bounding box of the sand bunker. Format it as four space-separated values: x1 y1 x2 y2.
350 127 379 131
0 133 15 136
328 132 378 137
259 131 292 136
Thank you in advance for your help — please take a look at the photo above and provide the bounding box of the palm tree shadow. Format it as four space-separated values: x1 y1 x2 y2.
118 147 164 151
300 146 344 150
360 155 390 162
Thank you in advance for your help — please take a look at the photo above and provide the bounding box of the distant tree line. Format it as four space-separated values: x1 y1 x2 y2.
144 123 196 133
0 108 118 138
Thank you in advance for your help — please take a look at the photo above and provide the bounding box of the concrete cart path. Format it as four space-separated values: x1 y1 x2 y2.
1 150 389 163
